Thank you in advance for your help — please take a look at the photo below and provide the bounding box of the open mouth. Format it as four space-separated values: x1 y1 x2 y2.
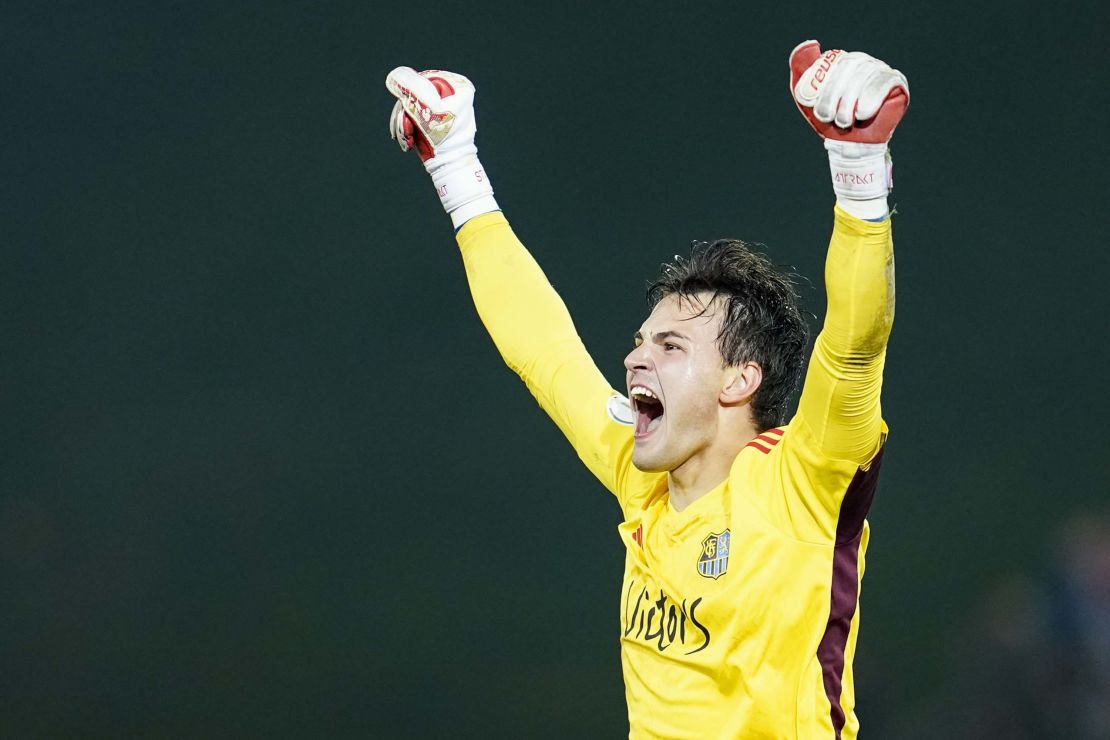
630 386 665 438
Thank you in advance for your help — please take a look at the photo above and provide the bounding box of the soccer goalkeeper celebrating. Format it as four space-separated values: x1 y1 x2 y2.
386 41 908 739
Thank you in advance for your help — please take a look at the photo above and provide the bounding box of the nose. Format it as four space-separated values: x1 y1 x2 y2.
623 343 652 374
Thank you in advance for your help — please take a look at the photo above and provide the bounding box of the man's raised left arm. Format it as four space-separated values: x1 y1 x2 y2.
789 41 909 467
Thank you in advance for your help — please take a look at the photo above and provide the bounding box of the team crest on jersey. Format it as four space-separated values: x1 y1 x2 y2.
697 530 731 579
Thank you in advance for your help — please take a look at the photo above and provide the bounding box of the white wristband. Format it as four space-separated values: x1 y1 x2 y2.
427 154 495 218
449 194 500 229
825 140 892 200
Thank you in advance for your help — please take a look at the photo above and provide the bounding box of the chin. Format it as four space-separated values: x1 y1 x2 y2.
632 448 674 474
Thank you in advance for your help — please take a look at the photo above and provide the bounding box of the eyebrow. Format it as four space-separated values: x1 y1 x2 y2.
633 330 692 344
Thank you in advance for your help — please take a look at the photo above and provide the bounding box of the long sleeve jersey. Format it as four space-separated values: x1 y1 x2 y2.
455 207 894 739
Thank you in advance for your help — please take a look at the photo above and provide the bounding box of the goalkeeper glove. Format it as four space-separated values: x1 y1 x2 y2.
789 41 909 218
386 67 498 229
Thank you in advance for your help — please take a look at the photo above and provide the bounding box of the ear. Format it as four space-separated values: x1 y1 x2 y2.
720 361 763 406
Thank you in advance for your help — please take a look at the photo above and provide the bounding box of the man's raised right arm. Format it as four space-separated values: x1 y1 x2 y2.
385 67 639 498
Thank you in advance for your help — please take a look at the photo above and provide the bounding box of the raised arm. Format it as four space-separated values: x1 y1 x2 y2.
798 206 894 464
788 41 908 466
743 42 908 544
385 67 640 498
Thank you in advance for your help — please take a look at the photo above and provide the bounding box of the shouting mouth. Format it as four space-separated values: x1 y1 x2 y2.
630 384 665 439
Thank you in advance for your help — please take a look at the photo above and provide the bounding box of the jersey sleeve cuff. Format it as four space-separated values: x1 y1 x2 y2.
455 210 511 249
833 204 893 238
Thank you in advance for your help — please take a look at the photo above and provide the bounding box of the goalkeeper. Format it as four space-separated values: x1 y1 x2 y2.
386 41 907 740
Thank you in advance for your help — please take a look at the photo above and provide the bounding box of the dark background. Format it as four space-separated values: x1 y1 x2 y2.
4 1 1109 737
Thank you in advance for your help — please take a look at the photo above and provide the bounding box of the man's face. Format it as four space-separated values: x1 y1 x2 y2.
623 292 729 472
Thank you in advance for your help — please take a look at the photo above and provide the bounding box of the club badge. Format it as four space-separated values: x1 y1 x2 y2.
697 530 731 579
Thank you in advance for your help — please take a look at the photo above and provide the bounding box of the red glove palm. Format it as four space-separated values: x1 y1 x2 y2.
388 70 461 162
789 41 909 207
790 41 909 144
386 66 497 227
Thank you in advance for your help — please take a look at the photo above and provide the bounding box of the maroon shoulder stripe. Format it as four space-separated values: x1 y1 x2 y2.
754 433 782 446
745 441 772 454
816 447 885 739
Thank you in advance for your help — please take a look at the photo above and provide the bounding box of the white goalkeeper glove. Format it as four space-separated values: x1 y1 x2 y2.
789 41 909 219
386 67 498 229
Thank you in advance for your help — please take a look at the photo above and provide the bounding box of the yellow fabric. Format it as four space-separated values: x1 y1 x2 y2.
456 208 894 739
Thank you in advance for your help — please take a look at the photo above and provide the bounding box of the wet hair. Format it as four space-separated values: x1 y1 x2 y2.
646 239 810 432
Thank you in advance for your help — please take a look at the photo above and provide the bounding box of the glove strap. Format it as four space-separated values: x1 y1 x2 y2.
427 154 498 228
825 140 892 199
825 140 891 220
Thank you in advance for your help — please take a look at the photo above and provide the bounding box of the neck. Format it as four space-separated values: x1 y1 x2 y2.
667 429 754 512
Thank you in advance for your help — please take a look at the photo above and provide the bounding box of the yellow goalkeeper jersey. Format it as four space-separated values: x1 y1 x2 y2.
456 207 893 740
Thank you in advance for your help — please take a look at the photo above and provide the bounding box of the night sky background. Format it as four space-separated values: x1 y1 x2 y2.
4 1 1109 737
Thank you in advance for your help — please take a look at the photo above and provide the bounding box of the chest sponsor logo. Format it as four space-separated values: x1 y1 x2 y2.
697 530 730 580
622 580 711 655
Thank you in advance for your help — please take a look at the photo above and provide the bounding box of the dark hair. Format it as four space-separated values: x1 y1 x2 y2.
646 239 809 432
